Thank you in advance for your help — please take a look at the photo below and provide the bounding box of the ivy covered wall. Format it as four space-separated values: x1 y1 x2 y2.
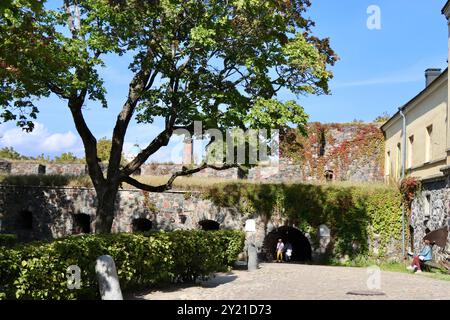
279 122 384 182
205 183 403 261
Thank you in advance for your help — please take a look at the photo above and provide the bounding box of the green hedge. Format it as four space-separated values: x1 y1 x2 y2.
0 234 18 247
205 183 402 260
0 230 245 300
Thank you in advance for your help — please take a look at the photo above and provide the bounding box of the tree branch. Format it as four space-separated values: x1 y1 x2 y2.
68 98 105 188
121 163 240 192
121 128 174 176
107 48 155 180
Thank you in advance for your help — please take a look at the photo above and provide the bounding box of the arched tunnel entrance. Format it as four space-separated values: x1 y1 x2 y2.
263 226 312 262
199 220 220 231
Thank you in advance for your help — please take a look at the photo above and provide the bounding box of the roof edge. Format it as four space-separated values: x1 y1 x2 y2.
443 0 450 15
380 68 448 132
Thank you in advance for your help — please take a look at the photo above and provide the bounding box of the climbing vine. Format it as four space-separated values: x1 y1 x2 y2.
280 123 384 181
205 182 402 260
399 177 422 211
142 191 158 213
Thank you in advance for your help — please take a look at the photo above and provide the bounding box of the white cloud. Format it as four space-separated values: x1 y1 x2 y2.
0 120 206 164
0 122 83 158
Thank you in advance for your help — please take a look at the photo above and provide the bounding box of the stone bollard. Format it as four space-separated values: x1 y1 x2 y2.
95 255 123 300
245 219 258 271
247 243 258 271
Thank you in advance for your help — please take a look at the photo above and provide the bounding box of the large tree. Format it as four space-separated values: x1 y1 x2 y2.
0 0 337 233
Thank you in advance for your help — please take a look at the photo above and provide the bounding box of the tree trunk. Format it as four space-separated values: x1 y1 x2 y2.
94 184 119 234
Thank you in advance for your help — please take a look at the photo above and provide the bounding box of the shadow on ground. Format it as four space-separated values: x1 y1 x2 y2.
126 272 238 300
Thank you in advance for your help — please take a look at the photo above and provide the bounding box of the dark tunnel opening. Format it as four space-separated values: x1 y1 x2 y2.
263 226 312 262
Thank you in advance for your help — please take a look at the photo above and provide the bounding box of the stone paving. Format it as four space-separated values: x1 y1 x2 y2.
132 263 450 300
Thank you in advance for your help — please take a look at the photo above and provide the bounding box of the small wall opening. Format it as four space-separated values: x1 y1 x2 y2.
263 226 312 262
38 164 46 175
179 214 187 224
132 218 153 232
324 170 334 182
72 214 91 234
199 219 220 231
17 210 33 230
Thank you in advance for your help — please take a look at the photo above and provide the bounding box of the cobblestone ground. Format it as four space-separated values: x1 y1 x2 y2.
132 263 450 300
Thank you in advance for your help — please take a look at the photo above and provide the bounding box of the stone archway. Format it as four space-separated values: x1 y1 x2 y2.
132 218 153 232
263 226 312 262
16 210 33 230
199 219 220 231
72 213 91 234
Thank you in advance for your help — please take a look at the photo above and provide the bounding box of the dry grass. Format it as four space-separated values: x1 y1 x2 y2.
0 174 393 192
123 175 255 191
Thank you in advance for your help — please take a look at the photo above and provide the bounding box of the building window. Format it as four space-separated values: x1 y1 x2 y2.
386 151 391 176
424 194 431 218
426 125 433 162
408 135 414 169
396 143 402 179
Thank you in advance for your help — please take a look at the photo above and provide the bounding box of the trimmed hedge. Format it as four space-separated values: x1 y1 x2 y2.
0 230 245 300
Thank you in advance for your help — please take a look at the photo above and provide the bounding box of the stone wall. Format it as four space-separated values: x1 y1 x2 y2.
46 163 87 175
0 185 404 262
248 162 303 182
279 123 384 182
0 186 242 238
140 163 183 176
10 162 46 175
140 163 239 179
0 186 266 254
410 175 450 260
0 160 11 174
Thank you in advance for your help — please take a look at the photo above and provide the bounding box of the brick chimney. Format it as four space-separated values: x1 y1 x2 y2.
425 68 441 87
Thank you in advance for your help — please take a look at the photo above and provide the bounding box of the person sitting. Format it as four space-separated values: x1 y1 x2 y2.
407 239 433 273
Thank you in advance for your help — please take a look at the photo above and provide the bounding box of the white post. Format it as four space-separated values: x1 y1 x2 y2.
95 255 123 300
245 219 258 271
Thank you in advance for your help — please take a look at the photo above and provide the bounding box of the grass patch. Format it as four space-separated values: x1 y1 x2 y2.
332 257 450 282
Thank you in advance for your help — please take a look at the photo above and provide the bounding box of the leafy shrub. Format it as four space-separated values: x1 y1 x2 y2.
0 230 244 300
0 234 18 247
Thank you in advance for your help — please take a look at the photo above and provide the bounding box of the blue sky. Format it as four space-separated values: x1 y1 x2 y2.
1 0 449 162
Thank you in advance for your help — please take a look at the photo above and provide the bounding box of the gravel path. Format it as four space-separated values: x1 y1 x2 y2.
131 263 450 300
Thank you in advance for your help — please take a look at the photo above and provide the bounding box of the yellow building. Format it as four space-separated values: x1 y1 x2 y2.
381 1 450 255
382 1 450 183
381 68 448 182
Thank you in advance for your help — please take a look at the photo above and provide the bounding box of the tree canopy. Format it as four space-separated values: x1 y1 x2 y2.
0 0 337 232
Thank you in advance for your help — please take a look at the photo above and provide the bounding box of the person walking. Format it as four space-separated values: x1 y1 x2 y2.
285 242 293 262
276 239 284 263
